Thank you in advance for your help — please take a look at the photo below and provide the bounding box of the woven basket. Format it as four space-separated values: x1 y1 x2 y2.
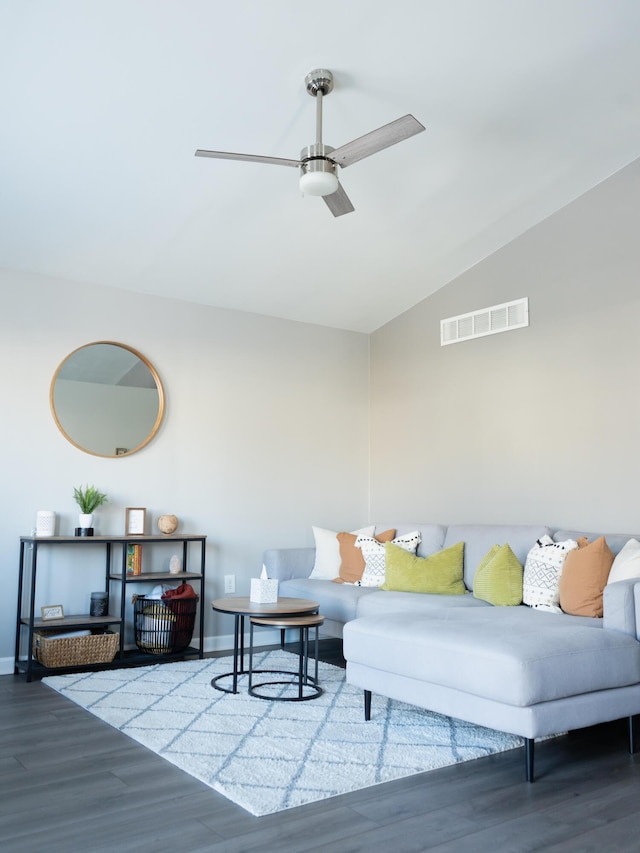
33 629 119 668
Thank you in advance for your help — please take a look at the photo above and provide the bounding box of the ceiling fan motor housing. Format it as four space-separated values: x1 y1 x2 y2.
299 144 338 196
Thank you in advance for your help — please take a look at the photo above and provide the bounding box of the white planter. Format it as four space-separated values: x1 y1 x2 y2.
79 513 94 528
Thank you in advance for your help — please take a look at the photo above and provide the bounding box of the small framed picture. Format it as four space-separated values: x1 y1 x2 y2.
125 507 147 535
41 604 64 621
115 447 128 456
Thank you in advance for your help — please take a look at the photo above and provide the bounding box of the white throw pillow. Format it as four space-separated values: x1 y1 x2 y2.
356 531 421 587
309 525 375 580
522 535 578 613
607 538 640 584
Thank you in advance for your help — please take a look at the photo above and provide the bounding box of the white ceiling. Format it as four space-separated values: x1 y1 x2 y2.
2 1 640 333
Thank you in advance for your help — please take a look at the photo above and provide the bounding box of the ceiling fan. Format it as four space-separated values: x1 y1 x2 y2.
195 69 425 217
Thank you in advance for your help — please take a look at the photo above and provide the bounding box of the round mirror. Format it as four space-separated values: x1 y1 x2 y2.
50 341 165 458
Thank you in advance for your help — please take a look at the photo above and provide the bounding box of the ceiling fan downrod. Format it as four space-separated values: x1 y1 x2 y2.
299 69 338 195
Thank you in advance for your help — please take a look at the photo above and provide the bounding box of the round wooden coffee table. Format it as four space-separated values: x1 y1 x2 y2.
210 596 319 693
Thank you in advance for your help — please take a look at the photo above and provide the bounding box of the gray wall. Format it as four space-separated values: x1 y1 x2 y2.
1 271 369 672
370 157 640 532
4 155 640 673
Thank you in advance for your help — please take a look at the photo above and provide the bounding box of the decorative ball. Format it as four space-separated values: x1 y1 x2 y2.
157 514 179 535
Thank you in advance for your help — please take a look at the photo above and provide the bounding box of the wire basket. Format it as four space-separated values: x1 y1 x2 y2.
133 595 198 655
33 629 119 668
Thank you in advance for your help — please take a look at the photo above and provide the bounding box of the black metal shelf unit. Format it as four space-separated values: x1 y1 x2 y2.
15 534 207 681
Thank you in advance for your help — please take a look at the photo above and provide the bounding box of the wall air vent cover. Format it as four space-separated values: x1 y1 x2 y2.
440 297 529 346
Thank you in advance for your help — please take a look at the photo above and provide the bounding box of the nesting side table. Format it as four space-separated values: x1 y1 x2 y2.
248 613 324 701
210 596 319 694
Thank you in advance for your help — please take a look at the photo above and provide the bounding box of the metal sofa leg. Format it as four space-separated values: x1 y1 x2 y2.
364 690 372 721
629 715 638 754
525 738 535 782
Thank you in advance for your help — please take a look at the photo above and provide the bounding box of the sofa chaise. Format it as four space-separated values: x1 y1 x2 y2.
264 523 640 780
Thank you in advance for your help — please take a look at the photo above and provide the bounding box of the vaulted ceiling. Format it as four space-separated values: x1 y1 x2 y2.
2 1 640 332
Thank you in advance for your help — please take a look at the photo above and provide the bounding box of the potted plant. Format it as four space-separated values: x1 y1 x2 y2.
73 485 108 531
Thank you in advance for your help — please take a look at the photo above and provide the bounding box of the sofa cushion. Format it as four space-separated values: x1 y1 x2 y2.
356 588 490 619
334 529 396 584
608 539 640 585
522 535 580 614
442 524 551 590
309 525 374 580
554 529 640 557
559 536 614 618
343 607 640 707
357 531 421 588
278 577 378 624
381 541 465 595
374 523 447 559
473 544 523 606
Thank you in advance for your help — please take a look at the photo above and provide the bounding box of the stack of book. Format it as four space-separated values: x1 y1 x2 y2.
126 544 142 575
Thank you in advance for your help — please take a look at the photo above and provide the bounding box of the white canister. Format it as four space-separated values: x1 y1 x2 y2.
36 511 56 537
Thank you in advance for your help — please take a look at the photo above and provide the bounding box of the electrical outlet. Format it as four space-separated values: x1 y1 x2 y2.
224 574 235 594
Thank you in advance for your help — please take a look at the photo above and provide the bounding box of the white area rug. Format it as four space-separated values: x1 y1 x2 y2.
43 650 523 816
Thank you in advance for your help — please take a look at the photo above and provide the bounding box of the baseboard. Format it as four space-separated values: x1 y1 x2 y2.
2 627 319 677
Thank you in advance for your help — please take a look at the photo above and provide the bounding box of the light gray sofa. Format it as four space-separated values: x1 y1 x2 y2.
264 523 640 780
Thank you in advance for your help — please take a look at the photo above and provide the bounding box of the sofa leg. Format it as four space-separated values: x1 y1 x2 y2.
364 690 371 721
629 715 638 754
525 738 535 782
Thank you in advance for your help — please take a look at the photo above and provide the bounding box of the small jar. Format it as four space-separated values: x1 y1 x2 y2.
90 591 109 617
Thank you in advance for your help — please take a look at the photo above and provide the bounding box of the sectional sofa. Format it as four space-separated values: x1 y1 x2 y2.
264 523 640 780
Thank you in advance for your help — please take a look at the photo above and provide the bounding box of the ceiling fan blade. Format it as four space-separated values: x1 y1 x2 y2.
323 182 355 217
195 149 301 168
330 114 425 168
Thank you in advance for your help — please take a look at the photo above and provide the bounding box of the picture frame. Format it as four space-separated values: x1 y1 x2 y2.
125 507 147 536
41 604 64 621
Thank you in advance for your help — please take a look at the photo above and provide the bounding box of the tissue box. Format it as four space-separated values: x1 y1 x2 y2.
250 577 279 604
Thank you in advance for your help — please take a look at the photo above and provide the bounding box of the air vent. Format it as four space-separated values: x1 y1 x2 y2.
440 297 529 346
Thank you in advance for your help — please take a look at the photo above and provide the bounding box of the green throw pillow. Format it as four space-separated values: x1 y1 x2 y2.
473 544 523 606
381 540 466 594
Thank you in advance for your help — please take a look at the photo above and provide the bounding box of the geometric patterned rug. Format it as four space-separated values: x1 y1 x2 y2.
43 649 523 816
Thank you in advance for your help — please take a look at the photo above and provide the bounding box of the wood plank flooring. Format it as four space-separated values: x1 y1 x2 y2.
2 640 640 852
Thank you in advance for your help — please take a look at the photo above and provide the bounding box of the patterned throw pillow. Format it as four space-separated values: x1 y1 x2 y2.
522 535 579 613
333 529 396 584
356 531 421 587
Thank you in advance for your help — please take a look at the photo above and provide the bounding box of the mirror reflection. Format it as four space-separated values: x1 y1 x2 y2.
50 342 165 458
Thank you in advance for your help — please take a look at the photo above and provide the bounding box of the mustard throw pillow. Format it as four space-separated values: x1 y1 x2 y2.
473 544 523 606
381 541 466 594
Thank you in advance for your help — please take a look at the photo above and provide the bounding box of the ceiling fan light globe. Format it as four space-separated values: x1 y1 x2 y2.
299 170 339 197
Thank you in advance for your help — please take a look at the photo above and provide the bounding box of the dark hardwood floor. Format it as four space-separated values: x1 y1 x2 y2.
2 640 640 852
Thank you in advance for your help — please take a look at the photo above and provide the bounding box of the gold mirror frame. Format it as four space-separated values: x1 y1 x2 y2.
50 341 165 458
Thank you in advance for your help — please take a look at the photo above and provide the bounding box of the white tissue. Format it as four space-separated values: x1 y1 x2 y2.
260 565 268 580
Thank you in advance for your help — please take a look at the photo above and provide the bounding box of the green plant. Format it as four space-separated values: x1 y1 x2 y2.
73 485 108 514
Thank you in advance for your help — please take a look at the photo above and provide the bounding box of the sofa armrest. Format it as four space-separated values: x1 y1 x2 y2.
263 548 315 581
603 579 640 639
